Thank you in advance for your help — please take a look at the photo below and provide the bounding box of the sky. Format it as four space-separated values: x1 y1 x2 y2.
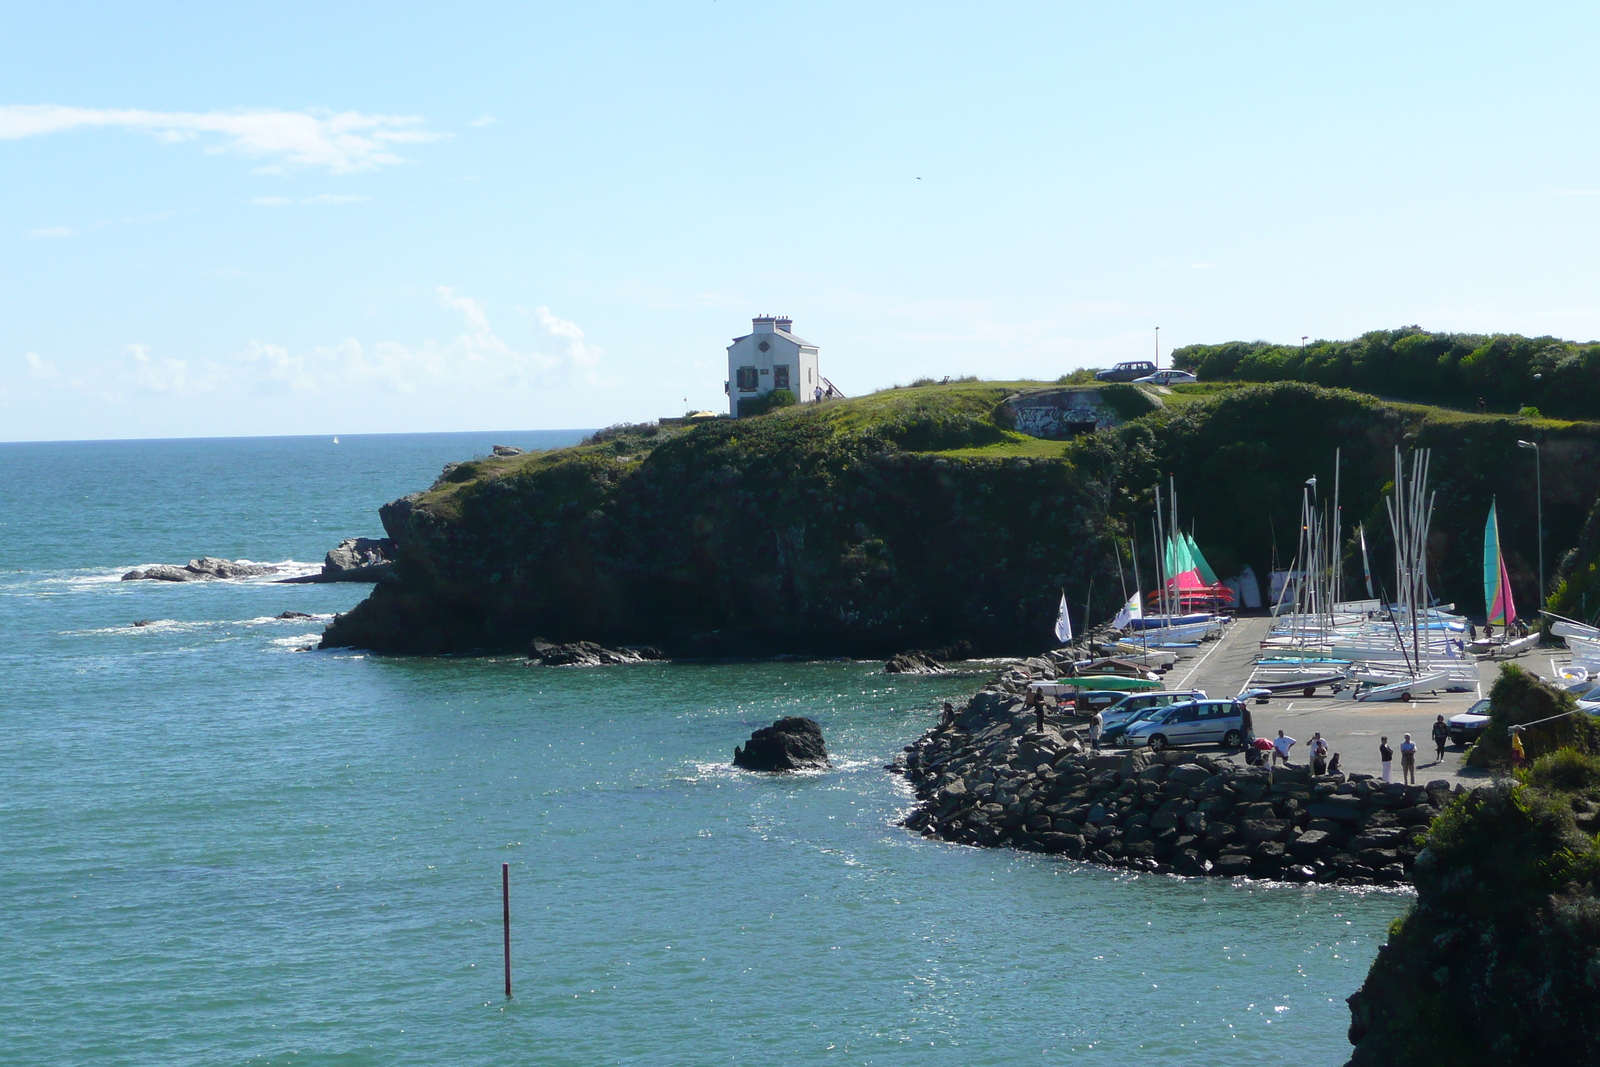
5 1 1600 441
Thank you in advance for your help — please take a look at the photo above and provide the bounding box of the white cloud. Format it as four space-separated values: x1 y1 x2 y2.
250 197 293 207
470 115 497 127
76 290 602 402
1189 261 1218 270
28 226 75 237
128 343 189 393
533 305 603 380
24 352 57 378
0 105 441 173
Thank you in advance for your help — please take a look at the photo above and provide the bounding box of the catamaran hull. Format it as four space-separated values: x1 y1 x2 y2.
1354 671 1446 702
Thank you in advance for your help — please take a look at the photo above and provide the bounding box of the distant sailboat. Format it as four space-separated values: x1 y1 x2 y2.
332 436 340 444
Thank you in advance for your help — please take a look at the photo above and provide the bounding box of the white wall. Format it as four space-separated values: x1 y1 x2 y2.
727 321 819 415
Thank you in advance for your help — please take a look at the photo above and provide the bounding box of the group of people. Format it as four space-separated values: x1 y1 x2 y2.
1254 714 1453 786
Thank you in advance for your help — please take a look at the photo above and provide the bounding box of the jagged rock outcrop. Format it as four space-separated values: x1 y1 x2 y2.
492 445 525 456
733 717 830 772
122 557 279 582
886 651 948 674
277 537 397 584
527 638 666 667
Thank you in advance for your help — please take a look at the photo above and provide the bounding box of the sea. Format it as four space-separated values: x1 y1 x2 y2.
0 431 1409 1066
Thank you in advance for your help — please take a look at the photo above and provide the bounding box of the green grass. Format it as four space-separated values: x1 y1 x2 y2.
926 432 1070 460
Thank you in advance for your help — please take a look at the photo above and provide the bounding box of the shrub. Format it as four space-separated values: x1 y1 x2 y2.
583 422 660 445
1523 747 1600 794
1466 663 1591 767
1519 405 1543 418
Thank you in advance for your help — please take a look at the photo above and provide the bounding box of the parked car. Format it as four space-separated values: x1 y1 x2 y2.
1445 698 1492 745
1122 698 1252 751
1100 690 1207 732
1132 369 1198 386
1094 360 1157 383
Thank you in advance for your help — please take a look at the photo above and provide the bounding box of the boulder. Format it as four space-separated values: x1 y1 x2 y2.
491 445 525 456
1212 854 1253 877
276 610 315 620
885 651 948 675
528 639 667 666
733 716 830 772
323 537 397 576
122 557 280 582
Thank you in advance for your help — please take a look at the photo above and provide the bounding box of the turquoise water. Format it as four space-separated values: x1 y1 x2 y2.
0 432 1407 1065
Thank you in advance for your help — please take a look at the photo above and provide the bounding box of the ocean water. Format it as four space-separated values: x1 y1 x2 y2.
0 432 1408 1066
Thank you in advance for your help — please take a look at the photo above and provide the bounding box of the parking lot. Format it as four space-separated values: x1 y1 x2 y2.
1144 614 1561 787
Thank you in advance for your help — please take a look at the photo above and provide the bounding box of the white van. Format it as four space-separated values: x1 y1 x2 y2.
1122 699 1251 751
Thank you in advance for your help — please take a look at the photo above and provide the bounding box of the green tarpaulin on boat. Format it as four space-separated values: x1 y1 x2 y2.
1058 674 1162 691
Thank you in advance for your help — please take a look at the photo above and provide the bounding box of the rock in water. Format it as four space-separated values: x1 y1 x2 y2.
528 638 667 666
277 610 315 620
122 557 279 582
733 716 830 771
322 537 396 576
885 651 947 674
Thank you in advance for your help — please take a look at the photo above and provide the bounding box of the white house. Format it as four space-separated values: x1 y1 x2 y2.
726 315 821 417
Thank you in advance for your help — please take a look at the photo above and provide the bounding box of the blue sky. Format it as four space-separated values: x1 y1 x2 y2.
5 2 1600 441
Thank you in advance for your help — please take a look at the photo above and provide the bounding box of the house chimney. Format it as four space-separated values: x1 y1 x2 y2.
752 315 777 333
775 317 793 334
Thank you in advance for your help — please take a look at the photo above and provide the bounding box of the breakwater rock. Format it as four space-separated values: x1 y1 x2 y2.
278 537 397 584
734 717 830 772
122 557 279 582
895 681 1460 885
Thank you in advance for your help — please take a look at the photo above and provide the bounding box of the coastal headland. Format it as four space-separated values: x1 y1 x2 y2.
317 371 1600 659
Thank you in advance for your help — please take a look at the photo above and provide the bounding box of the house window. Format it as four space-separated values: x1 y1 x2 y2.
774 365 790 389
736 366 759 392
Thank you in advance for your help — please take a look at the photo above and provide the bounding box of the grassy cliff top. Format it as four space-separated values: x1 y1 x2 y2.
414 376 1600 515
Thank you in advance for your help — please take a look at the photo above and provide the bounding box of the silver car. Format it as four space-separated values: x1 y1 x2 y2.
1123 699 1250 751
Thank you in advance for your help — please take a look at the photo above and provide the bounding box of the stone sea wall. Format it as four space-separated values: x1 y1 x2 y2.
894 677 1461 885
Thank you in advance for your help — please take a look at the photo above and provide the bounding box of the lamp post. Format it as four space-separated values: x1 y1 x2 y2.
1517 439 1543 605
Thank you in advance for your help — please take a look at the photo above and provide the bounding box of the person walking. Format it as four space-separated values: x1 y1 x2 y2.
1088 708 1103 752
1400 733 1417 785
1431 715 1448 763
1272 729 1297 767
1379 736 1394 782
1309 732 1329 776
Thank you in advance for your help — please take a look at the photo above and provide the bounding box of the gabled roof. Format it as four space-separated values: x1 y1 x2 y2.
727 328 817 349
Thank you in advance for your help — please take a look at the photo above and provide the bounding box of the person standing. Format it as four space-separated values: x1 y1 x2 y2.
1089 708 1103 752
1379 736 1394 782
1431 715 1449 763
1309 732 1329 776
1400 733 1417 785
1272 729 1297 767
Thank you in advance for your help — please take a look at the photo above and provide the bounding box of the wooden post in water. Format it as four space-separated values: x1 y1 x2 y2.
502 862 512 998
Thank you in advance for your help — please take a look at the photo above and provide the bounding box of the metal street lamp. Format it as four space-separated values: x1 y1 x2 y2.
1517 439 1543 605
